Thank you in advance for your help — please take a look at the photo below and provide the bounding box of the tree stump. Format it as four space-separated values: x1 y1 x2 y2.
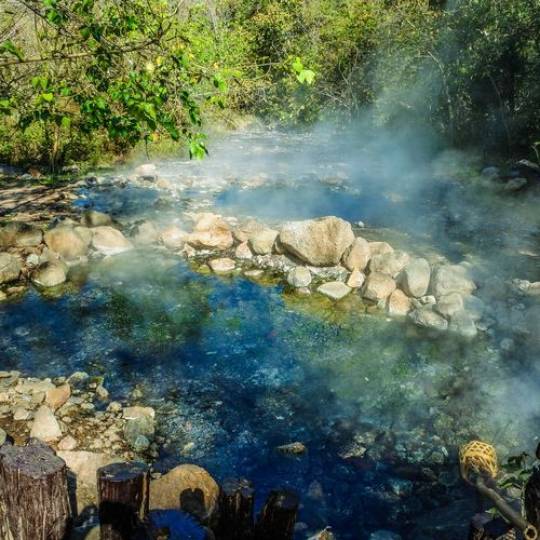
217 478 255 540
97 461 150 540
255 489 299 540
468 513 516 540
525 468 540 531
0 440 71 540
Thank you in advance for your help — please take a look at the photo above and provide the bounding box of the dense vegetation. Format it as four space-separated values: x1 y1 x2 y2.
1 0 540 169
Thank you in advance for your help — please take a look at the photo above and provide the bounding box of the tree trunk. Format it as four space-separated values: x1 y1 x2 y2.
0 439 72 540
97 461 150 540
468 513 516 540
255 489 298 540
217 478 255 540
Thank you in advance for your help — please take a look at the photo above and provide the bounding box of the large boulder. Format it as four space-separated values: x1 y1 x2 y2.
92 226 133 256
408 308 448 331
363 272 396 301
44 226 90 259
0 222 42 248
342 237 370 271
31 262 67 288
317 281 351 300
400 258 431 298
150 464 220 524
287 266 312 288
249 228 278 255
30 405 62 441
369 250 410 278
0 253 21 284
431 265 475 298
279 217 354 266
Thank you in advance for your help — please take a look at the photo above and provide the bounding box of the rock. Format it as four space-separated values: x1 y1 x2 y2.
287 267 312 288
234 220 264 243
123 406 155 451
248 228 278 255
44 226 90 259
409 308 448 331
150 464 220 524
244 269 264 278
276 442 307 455
504 177 528 191
0 253 21 284
45 383 71 410
135 163 157 178
81 210 112 228
235 242 253 260
317 281 351 300
0 428 6 446
193 213 229 232
73 226 93 246
12 406 31 421
400 258 431 297
279 217 354 266
0 222 43 248
343 237 371 271
208 258 235 274
363 272 396 301
95 385 109 401
463 295 485 320
132 221 159 245
187 229 234 251
347 269 365 288
161 226 187 250
431 265 475 298
123 406 155 421
107 401 122 414
31 262 67 287
387 289 411 316
368 242 394 257
481 166 500 178
68 371 89 388
448 310 477 338
16 378 55 394
369 250 410 278
58 435 78 451
30 405 62 441
435 293 464 318
92 226 133 256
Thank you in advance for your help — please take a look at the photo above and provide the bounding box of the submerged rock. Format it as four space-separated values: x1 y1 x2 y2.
279 216 354 266
400 258 431 297
150 464 220 524
448 310 477 338
92 226 133 256
342 236 370 271
435 292 464 318
161 225 187 250
363 272 396 301
276 442 307 455
31 262 67 288
0 253 21 284
408 308 448 331
132 220 160 245
81 210 112 228
45 226 90 259
317 281 351 300
287 266 312 288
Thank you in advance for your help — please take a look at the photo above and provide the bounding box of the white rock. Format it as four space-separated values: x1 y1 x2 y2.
249 228 278 255
369 251 410 278
342 237 371 271
208 258 236 274
30 405 62 441
92 226 133 256
287 267 312 288
347 269 365 288
161 226 187 250
363 272 396 301
317 281 351 301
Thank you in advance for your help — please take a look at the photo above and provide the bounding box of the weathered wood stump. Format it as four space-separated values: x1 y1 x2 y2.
0 439 71 540
525 468 540 532
97 461 150 540
217 478 255 539
255 489 299 540
468 513 516 539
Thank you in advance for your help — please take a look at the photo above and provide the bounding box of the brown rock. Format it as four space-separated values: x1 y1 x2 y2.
188 230 234 251
248 228 278 255
92 226 133 256
343 237 370 271
45 383 71 411
363 272 396 301
368 242 393 257
208 258 236 274
346 269 365 288
387 289 411 316
44 226 90 259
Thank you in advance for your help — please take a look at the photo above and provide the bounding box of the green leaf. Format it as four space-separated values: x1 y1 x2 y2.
0 40 24 60
297 69 315 85
41 92 54 102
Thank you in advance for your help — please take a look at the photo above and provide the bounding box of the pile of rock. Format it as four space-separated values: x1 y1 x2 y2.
0 370 158 458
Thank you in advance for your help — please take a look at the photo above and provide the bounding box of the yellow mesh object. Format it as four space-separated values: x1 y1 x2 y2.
459 440 499 480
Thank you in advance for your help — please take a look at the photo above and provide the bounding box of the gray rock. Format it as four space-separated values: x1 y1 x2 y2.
449 310 478 338
504 177 527 191
435 293 464 318
287 267 312 288
409 308 448 331
279 217 354 266
400 258 431 297
431 264 475 298
317 281 351 301
0 253 21 284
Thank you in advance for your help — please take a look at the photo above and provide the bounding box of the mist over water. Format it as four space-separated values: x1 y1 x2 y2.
2 122 540 538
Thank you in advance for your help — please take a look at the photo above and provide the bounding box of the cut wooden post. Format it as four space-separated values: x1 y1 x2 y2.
0 439 71 540
217 478 255 540
526 468 540 531
255 489 299 540
97 461 150 540
468 513 516 540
